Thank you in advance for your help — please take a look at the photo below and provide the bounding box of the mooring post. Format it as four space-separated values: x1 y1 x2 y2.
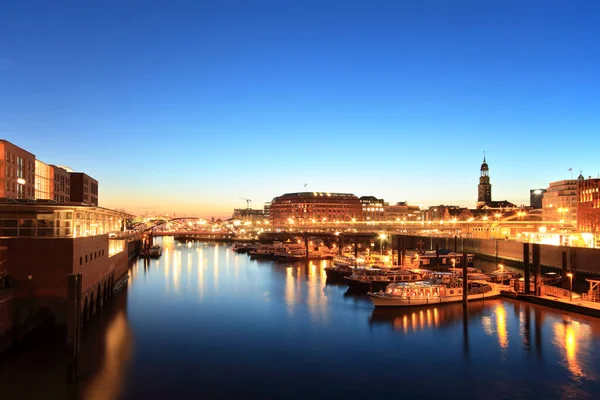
67 273 82 383
523 243 531 294
462 252 468 303
454 235 458 253
304 232 309 263
354 235 358 269
532 243 541 296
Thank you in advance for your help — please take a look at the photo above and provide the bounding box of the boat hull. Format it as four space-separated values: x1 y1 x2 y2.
345 278 391 293
369 289 502 307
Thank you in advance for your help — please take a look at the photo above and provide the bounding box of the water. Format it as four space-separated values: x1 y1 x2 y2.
1 236 600 399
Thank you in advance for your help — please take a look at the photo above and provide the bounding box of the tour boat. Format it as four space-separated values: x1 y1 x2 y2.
344 268 429 292
368 280 502 307
325 255 359 280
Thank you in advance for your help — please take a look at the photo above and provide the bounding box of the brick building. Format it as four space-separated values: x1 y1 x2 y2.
0 140 36 200
269 192 362 226
578 177 600 237
70 172 98 205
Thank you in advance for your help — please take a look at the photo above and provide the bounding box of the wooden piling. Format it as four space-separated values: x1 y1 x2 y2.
462 252 468 303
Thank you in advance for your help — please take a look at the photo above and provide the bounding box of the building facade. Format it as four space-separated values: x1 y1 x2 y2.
384 202 422 221
52 165 71 202
70 173 98 205
578 177 600 235
0 140 36 200
542 179 578 224
232 208 266 222
359 196 385 221
269 192 362 226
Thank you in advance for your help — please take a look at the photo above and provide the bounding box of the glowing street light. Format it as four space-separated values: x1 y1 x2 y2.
567 272 573 302
379 233 387 255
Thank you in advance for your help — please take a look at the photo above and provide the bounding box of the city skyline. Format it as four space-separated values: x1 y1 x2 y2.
2 1 599 217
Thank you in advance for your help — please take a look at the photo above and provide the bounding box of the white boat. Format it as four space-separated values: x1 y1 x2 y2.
448 267 489 281
368 280 501 307
488 269 517 284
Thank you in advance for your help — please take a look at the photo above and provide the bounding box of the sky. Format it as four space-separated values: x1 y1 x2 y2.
1 0 599 218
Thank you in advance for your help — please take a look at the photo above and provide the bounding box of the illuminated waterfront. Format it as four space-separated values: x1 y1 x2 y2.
1 237 599 399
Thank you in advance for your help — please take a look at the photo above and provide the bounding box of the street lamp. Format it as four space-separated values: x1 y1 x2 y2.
379 233 387 256
567 272 573 302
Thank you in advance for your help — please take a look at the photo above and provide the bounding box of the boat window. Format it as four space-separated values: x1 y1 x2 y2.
450 290 454 295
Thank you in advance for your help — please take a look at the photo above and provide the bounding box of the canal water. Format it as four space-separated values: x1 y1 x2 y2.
1 236 600 400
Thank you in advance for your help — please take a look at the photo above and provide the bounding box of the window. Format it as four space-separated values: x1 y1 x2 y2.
85 255 88 263
80 257 82 265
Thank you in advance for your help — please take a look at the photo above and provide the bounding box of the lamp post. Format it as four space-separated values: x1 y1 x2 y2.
379 233 387 257
567 272 573 302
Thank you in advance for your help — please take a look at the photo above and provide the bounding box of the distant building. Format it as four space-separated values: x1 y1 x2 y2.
542 179 579 224
425 205 460 221
70 173 98 206
384 202 422 221
530 189 546 209
479 200 517 210
232 208 265 222
269 192 361 226
0 140 36 200
577 176 600 235
359 196 384 221
476 156 492 209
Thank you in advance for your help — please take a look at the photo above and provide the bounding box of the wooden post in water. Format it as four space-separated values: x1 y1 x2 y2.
354 235 358 269
304 232 309 263
454 235 458 253
532 243 541 296
338 234 343 255
390 234 395 265
462 252 468 303
67 273 82 383
435 242 440 267
523 243 531 294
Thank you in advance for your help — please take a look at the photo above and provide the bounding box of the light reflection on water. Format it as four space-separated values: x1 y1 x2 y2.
1 239 599 400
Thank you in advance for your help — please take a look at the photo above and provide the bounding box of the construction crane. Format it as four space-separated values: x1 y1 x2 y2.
239 197 252 209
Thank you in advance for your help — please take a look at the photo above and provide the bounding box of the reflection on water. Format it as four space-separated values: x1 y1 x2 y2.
553 318 594 380
2 239 600 400
82 312 133 400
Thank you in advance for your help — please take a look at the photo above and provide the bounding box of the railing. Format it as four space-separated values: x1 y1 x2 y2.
541 285 571 299
582 291 600 303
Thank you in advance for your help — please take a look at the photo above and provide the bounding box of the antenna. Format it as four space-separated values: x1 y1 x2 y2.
304 183 307 192
239 197 251 209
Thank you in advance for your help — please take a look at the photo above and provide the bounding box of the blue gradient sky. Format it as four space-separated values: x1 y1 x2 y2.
1 1 599 218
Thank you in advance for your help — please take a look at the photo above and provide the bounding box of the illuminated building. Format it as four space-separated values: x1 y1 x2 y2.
384 202 422 221
359 196 384 221
578 176 600 239
0 140 36 200
542 179 578 224
232 208 265 222
269 192 361 226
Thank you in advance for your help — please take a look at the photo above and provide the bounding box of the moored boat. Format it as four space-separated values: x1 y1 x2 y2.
368 280 501 307
344 268 428 293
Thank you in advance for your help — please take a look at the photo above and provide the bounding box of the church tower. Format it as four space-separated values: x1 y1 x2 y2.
477 156 492 209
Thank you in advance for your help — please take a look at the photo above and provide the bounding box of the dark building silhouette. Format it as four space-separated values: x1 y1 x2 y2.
477 156 492 209
70 172 98 205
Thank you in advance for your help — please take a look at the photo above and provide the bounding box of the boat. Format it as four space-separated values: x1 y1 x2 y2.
448 267 489 281
488 269 517 285
324 255 358 280
368 279 502 307
231 243 254 253
149 245 162 258
344 268 429 293
248 242 281 258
